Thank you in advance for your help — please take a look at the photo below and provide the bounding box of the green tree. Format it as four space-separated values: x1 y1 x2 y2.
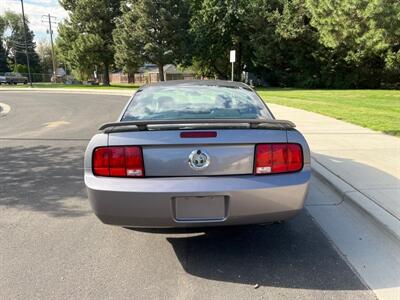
307 0 400 58
0 15 5 36
3 11 40 73
190 0 253 80
307 0 400 87
246 0 390 88
58 0 122 85
13 64 29 73
248 0 322 86
57 21 106 80
0 15 10 72
36 40 53 74
0 42 9 73
113 0 190 81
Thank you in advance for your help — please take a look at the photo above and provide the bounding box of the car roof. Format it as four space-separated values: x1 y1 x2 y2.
139 80 253 91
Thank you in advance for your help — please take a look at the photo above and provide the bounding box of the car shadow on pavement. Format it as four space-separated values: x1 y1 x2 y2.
0 144 90 217
165 212 370 291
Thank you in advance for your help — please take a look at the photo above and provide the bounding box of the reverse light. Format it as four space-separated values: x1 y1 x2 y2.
255 143 303 175
93 146 144 177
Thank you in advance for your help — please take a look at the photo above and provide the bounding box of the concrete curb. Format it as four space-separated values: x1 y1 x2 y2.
311 157 400 241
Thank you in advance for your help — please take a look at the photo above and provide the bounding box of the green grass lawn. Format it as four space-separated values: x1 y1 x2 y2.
257 88 400 136
0 82 141 90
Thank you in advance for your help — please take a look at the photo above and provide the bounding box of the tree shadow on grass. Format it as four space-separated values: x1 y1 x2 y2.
0 144 90 217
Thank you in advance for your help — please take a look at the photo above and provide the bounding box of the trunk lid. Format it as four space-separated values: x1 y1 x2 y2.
108 129 288 177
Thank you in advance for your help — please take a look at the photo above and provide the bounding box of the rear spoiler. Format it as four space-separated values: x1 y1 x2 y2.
99 119 296 133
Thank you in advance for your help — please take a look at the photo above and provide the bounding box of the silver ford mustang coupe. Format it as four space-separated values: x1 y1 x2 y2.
84 80 310 228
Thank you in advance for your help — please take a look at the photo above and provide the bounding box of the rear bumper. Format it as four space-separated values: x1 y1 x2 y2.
85 168 311 228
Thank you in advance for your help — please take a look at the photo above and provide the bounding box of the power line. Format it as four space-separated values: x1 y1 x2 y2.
9 42 35 48
7 37 35 43
8 41 35 46
14 50 38 54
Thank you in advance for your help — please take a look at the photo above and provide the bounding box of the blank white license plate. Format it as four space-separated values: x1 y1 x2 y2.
173 196 227 222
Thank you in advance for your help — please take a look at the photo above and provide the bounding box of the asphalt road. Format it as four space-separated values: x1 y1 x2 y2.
0 91 376 299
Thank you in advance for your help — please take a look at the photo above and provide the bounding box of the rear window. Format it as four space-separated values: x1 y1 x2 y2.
121 85 271 121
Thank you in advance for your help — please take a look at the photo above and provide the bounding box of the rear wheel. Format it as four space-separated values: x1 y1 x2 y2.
24 81 27 84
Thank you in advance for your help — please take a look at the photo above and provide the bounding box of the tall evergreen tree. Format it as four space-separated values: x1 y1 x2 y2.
0 15 9 72
307 0 400 87
0 42 9 73
57 20 106 80
36 41 53 74
249 0 326 87
190 0 253 80
58 0 122 85
3 11 40 73
113 0 191 81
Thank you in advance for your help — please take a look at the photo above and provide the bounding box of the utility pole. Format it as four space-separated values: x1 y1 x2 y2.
20 0 32 87
42 14 57 82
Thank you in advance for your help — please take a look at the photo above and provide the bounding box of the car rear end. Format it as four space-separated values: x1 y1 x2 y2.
84 81 310 228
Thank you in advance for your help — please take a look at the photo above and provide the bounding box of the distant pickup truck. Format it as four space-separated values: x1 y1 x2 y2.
0 72 28 85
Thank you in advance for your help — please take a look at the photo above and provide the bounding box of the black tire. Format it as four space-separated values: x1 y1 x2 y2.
24 81 27 85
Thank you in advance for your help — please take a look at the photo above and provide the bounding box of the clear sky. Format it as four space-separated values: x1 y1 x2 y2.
0 0 68 42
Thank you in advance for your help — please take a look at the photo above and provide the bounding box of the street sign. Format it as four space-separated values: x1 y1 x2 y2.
230 50 236 81
230 50 236 63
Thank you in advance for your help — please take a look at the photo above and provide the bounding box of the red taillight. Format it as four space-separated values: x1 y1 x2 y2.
255 143 303 175
287 144 303 172
180 131 217 138
93 146 144 177
124 146 144 177
109 147 125 176
92 147 110 176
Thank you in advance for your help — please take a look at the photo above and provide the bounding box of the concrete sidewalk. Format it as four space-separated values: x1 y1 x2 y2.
270 103 400 238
